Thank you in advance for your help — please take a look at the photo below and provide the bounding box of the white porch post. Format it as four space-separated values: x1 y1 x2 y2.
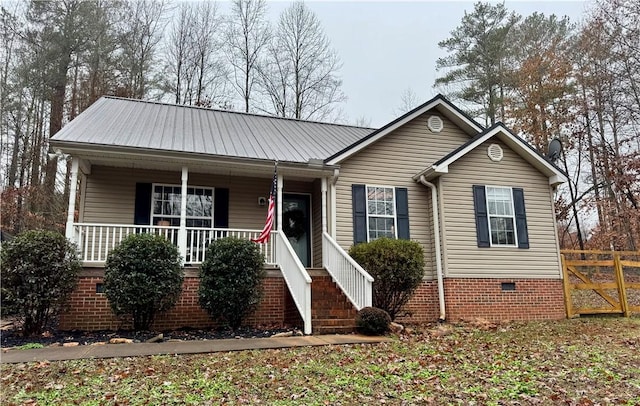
330 171 338 239
65 158 79 241
321 177 328 233
277 173 283 231
178 167 189 261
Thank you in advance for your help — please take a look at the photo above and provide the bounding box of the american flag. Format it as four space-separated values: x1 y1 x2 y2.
252 164 277 244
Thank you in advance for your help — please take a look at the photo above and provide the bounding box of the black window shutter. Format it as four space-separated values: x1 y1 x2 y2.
473 185 490 248
214 188 229 228
352 184 367 244
512 188 529 249
134 183 152 225
395 187 410 239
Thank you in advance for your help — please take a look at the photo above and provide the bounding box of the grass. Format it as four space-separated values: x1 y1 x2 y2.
2 317 640 405
16 343 45 350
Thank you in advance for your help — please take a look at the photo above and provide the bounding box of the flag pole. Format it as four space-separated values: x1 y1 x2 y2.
251 160 278 244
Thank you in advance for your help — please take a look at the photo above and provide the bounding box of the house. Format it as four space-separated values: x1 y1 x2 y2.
50 95 568 334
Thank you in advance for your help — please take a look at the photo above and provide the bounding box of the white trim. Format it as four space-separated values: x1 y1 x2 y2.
327 98 483 165
365 184 398 241
65 159 80 241
150 183 214 226
429 125 567 183
321 177 327 233
283 192 313 268
485 185 518 248
330 180 337 239
277 174 283 232
178 167 189 262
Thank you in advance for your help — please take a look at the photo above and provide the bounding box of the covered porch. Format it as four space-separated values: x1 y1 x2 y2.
63 153 372 334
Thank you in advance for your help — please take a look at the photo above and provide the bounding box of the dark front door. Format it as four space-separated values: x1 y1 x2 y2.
283 194 311 267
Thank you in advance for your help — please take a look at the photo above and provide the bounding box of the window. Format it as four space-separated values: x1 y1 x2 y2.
486 186 517 246
352 184 409 244
473 184 528 249
366 186 396 240
152 185 213 227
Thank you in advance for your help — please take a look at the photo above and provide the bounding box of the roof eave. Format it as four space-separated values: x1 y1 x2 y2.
422 124 567 186
51 141 340 176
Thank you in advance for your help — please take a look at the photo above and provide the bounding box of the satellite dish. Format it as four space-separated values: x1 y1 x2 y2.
547 138 562 162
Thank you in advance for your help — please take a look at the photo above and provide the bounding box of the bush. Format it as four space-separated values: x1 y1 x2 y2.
0 230 80 336
355 307 391 335
349 238 425 320
104 233 183 331
199 237 266 329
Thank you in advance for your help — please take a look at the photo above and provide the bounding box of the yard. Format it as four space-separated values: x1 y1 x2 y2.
1 317 639 405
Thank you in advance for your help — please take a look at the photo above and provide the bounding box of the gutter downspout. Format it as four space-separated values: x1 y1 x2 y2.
418 175 446 321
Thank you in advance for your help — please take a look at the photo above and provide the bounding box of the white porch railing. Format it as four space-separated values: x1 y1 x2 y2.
72 223 275 265
322 232 374 310
274 230 312 335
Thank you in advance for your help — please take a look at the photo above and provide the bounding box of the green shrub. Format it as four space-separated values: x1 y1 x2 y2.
199 237 266 329
104 233 183 331
349 238 425 320
355 306 391 335
0 230 80 336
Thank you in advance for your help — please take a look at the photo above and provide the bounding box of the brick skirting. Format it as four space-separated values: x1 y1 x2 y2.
59 269 566 331
398 278 565 324
59 268 295 331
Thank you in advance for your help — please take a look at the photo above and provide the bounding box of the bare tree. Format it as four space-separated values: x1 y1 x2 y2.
395 88 420 115
164 2 230 107
117 0 168 99
225 0 270 113
257 2 345 121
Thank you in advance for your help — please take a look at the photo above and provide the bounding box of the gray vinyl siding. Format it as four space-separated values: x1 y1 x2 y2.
82 166 311 231
335 111 471 279
81 166 321 264
440 139 561 279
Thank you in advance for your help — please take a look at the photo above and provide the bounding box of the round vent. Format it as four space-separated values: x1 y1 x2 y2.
487 144 504 162
427 115 444 133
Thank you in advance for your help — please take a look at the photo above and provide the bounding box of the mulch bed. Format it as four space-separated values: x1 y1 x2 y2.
0 319 301 349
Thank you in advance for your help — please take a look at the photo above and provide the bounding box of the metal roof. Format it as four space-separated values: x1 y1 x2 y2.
51 97 374 164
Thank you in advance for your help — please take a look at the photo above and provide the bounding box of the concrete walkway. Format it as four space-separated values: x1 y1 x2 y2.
0 335 390 364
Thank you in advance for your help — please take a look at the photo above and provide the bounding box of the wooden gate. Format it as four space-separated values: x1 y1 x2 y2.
561 250 640 318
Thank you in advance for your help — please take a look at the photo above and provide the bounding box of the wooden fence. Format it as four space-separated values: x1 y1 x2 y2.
561 250 640 318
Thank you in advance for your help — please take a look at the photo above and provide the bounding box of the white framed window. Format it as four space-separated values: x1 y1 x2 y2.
152 184 213 228
366 185 397 241
486 186 517 246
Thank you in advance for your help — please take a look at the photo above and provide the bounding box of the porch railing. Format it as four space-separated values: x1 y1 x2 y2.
322 232 373 310
72 223 274 265
274 230 312 334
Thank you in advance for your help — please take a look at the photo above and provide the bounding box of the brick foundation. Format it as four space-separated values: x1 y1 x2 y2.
397 278 565 324
442 278 566 322
59 268 297 331
60 269 566 331
396 280 440 324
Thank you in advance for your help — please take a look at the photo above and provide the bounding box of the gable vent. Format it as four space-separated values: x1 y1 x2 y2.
427 116 444 133
487 144 504 162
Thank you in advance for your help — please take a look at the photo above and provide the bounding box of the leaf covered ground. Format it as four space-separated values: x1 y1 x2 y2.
2 317 639 405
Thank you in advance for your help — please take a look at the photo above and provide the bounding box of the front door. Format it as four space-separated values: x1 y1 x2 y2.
283 194 311 267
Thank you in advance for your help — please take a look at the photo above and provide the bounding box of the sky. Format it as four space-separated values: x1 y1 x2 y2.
253 1 593 127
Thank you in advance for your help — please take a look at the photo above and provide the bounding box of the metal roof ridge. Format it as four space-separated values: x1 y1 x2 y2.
100 96 377 131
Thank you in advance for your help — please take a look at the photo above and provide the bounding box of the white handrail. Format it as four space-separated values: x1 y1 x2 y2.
274 231 312 335
322 232 374 310
72 223 274 265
